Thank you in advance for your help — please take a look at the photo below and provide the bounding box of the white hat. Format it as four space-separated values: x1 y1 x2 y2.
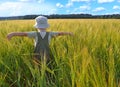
34 16 50 29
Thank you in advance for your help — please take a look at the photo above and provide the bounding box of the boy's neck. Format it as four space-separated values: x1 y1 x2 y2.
38 28 46 32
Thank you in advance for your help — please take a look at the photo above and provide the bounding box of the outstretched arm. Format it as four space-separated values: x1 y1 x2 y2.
7 32 28 40
57 32 73 36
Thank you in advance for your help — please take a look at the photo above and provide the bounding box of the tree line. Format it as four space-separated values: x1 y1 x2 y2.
0 14 120 20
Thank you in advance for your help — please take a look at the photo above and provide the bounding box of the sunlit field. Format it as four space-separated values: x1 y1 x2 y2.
0 19 120 87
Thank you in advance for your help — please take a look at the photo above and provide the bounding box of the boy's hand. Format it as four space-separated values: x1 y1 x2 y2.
7 33 13 40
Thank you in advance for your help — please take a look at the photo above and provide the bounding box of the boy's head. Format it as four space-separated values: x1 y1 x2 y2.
34 16 50 29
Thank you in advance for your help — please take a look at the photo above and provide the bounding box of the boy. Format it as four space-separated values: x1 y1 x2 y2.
7 16 73 63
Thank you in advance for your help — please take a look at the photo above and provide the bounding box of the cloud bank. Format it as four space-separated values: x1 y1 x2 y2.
0 1 56 16
0 0 119 16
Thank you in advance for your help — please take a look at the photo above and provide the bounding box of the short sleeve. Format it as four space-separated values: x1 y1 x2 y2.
27 31 37 38
49 32 59 37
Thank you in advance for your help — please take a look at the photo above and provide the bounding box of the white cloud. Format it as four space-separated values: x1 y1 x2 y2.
19 0 44 3
71 0 90 2
73 5 90 12
66 1 73 7
93 7 105 12
105 12 120 15
20 0 33 1
69 11 85 14
66 10 70 13
47 9 57 14
0 2 23 16
37 0 44 3
98 0 114 3
66 0 92 8
79 5 90 10
113 5 120 10
113 12 120 14
56 3 64 8
0 2 56 16
69 5 90 14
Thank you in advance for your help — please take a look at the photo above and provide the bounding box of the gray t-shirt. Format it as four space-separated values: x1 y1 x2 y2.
27 31 59 46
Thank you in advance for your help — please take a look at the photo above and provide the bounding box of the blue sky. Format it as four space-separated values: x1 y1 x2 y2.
0 0 120 16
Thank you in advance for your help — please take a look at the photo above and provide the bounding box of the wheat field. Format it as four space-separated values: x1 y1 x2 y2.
0 19 120 87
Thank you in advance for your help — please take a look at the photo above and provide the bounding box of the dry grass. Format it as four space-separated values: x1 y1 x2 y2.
0 19 120 87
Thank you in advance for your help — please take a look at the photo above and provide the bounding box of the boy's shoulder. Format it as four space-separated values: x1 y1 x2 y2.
28 31 39 34
27 31 37 38
27 31 37 33
48 31 59 36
